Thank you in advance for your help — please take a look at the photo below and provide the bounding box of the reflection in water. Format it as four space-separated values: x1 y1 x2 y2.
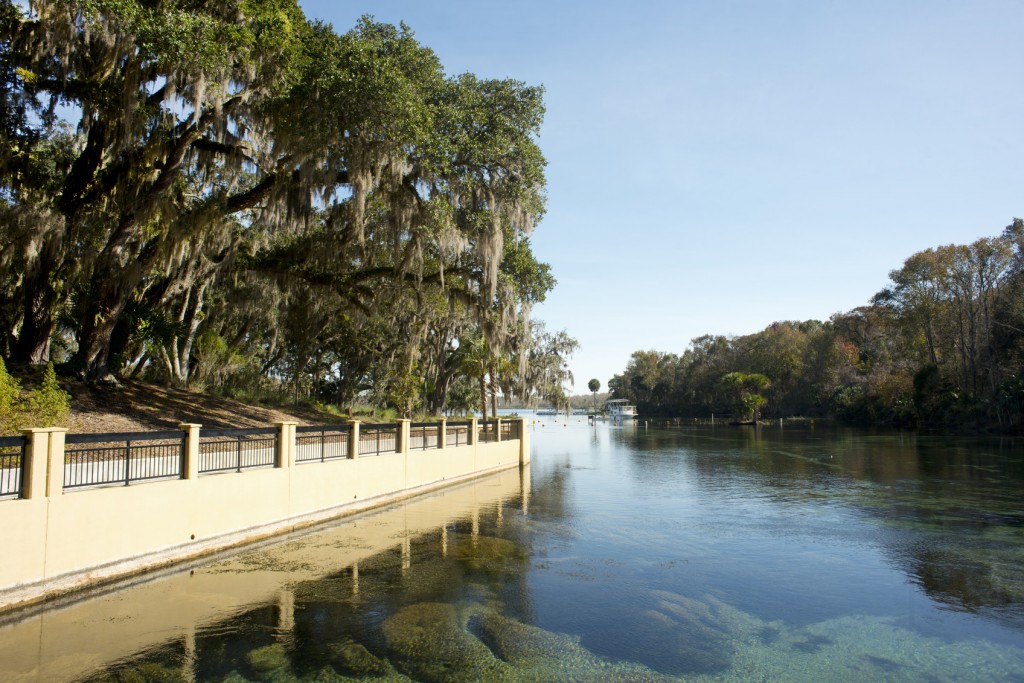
2 423 1024 681
625 426 1024 631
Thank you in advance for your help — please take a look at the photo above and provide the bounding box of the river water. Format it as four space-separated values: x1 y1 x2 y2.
2 419 1024 681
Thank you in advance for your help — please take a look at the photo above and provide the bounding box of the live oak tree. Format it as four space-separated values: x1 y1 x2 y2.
1 3 574 413
1 0 315 379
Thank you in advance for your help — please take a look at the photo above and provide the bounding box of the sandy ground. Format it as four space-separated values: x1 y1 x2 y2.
63 380 343 434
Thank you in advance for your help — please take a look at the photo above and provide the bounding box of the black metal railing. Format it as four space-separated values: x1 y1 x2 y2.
478 420 499 443
500 420 520 441
295 424 351 463
358 424 398 457
199 427 278 473
446 421 470 447
0 435 26 499
409 422 440 450
64 431 185 490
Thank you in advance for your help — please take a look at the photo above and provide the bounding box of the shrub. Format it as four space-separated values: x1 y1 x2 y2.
0 358 23 434
26 363 70 427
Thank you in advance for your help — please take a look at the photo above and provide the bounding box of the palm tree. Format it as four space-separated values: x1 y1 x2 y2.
457 333 493 421
588 378 601 413
721 372 771 423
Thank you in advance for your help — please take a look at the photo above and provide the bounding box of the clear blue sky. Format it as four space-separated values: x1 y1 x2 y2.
300 0 1024 392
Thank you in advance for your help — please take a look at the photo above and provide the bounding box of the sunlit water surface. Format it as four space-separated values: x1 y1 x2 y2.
3 420 1024 681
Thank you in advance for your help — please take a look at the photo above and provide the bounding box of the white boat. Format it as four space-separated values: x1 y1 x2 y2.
605 399 637 423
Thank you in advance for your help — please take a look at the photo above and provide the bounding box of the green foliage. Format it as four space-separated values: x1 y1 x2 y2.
608 221 1024 430
913 364 958 422
0 358 23 434
25 363 70 427
0 361 70 432
446 376 477 416
722 372 770 421
386 370 423 418
2 1 556 412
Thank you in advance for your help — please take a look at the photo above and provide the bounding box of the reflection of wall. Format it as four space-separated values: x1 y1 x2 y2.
0 423 528 613
0 465 531 682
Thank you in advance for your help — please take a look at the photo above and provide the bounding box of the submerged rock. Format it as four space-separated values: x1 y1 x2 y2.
90 662 187 683
470 610 584 665
379 600 675 682
381 602 511 681
470 611 674 682
221 673 253 683
326 640 406 679
630 591 741 674
245 643 295 681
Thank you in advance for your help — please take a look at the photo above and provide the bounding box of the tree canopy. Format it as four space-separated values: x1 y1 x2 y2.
0 2 576 415
610 221 1024 431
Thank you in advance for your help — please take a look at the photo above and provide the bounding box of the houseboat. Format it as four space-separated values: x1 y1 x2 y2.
606 399 638 423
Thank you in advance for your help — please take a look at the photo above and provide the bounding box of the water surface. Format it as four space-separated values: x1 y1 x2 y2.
3 420 1024 681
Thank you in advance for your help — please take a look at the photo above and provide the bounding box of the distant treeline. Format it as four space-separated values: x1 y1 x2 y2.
0 2 577 418
610 221 1024 431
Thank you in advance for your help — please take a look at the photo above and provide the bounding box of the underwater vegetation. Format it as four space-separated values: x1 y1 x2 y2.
86 591 1024 683
61 427 1024 682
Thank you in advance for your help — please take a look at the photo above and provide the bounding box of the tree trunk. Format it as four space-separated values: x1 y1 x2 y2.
489 365 498 421
74 266 142 382
12 254 61 364
163 282 208 386
479 375 488 422
13 284 54 364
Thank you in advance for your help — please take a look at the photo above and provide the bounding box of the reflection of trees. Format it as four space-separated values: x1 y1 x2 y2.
623 426 1024 629
525 461 575 524
868 435 1024 628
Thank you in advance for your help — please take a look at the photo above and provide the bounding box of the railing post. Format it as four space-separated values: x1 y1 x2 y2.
180 423 201 479
469 417 479 446
44 428 66 497
21 428 55 499
397 419 411 455
348 420 360 460
518 417 530 465
124 439 132 486
438 418 447 450
275 421 296 468
496 418 502 443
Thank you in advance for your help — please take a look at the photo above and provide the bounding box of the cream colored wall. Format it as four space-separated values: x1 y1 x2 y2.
0 418 528 612
0 465 531 683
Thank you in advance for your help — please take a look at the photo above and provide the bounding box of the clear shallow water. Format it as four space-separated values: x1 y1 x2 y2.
5 420 1024 681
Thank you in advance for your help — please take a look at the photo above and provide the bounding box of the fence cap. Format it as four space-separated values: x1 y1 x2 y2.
275 421 299 426
179 423 202 429
21 426 68 434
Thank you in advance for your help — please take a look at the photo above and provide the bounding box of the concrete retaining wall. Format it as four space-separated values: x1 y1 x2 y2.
0 417 529 612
